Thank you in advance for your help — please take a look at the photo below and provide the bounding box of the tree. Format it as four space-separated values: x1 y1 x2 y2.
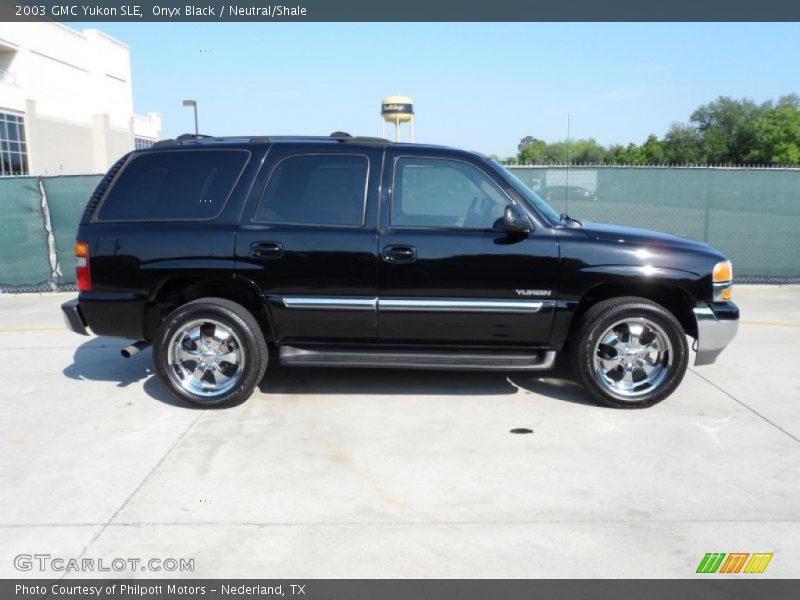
751 94 800 165
508 94 800 167
571 138 608 163
517 136 538 153
517 137 548 164
690 96 766 164
614 143 647 165
641 134 666 164
663 122 704 164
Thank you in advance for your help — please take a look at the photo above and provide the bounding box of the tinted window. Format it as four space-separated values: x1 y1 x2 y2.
97 150 248 221
392 157 508 229
256 154 368 226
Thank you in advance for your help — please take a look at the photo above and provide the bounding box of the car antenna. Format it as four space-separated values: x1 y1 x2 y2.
564 113 570 217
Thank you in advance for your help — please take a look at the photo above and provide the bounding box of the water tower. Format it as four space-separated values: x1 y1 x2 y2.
381 95 415 142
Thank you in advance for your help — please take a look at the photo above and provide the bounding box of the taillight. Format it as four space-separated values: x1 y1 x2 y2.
75 241 91 291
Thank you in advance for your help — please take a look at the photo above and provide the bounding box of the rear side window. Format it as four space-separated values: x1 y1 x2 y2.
256 154 368 226
97 150 249 221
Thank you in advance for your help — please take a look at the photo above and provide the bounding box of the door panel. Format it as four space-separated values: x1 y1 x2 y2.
235 145 382 342
378 229 559 344
378 153 560 346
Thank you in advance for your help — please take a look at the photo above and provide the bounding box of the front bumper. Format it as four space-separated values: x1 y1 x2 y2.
61 298 90 336
693 302 739 366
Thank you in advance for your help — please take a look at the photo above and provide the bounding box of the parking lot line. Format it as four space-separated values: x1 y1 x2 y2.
0 326 68 333
740 320 800 328
70 410 206 567
688 368 800 445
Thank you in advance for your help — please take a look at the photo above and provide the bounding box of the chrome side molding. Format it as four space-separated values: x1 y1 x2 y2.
281 295 548 314
379 298 545 313
282 297 377 311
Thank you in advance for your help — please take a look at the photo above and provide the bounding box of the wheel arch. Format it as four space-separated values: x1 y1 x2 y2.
569 280 698 343
144 276 274 342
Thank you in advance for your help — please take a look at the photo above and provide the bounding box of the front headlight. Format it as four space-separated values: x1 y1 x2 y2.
712 260 733 301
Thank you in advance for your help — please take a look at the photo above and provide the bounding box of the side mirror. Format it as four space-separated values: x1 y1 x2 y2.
502 204 532 234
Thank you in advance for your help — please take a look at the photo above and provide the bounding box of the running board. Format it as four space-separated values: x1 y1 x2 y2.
279 346 557 371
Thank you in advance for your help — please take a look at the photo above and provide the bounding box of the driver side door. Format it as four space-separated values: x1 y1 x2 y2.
377 152 560 346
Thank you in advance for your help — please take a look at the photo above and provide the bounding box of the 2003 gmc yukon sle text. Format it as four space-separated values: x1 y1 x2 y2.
61 133 739 408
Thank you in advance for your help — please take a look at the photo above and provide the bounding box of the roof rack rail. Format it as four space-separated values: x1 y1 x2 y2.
150 133 394 149
176 133 212 140
329 131 392 144
152 134 243 148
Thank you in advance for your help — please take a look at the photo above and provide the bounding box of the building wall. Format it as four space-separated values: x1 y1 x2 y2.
24 101 94 174
0 22 162 175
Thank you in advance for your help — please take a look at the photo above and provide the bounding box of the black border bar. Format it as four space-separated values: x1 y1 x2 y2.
3 0 800 22
3 579 800 600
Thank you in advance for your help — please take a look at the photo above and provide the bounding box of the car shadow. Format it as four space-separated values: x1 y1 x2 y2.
63 339 596 409
260 354 595 407
62 337 152 388
62 338 183 407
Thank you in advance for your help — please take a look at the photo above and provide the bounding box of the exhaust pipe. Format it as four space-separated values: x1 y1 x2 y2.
121 341 151 358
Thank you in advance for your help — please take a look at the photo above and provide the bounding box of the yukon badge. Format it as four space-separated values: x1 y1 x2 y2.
516 289 552 297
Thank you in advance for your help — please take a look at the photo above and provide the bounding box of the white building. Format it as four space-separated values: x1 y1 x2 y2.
0 22 162 176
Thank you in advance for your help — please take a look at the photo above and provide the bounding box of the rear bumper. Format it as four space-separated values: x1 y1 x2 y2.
61 298 90 336
693 302 739 366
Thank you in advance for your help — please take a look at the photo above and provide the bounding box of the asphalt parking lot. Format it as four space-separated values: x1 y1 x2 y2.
1 286 798 578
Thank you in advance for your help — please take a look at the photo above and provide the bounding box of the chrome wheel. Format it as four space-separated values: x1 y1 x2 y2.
166 319 245 398
592 317 673 401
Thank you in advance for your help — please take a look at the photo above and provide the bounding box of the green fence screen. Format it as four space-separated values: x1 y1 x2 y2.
509 166 800 279
42 175 103 285
0 176 52 287
0 167 798 290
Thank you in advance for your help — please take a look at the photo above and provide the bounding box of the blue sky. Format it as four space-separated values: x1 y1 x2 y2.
77 22 800 156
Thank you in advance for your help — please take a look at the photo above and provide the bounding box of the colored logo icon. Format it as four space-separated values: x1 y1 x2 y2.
696 553 773 574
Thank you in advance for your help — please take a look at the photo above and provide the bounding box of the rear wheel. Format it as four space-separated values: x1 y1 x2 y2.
153 298 268 407
571 296 689 408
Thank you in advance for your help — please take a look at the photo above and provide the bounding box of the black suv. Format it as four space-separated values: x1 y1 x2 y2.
61 133 739 408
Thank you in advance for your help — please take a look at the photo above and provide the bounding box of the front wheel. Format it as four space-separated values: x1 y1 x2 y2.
571 296 689 409
153 298 268 407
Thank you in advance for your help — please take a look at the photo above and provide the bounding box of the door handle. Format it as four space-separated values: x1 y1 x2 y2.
382 245 416 264
250 242 283 259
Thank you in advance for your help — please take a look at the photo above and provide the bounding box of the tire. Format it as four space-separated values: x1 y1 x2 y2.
153 298 268 407
571 296 689 409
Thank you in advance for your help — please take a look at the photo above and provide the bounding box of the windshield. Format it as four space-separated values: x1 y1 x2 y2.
490 160 563 225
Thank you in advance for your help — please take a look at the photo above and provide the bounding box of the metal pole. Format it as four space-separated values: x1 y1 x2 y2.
702 166 712 243
565 114 570 216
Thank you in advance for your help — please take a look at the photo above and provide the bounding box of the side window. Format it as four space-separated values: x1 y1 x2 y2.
392 157 509 229
256 154 368 226
97 150 248 221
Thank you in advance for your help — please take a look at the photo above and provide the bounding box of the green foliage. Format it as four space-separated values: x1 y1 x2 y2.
510 94 800 166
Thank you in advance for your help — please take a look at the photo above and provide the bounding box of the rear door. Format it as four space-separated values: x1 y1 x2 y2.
235 144 382 343
377 151 560 346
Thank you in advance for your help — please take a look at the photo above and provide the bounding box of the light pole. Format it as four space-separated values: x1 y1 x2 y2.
182 99 198 136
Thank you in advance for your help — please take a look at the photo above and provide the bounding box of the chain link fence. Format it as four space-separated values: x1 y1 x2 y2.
509 165 800 283
0 167 798 291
